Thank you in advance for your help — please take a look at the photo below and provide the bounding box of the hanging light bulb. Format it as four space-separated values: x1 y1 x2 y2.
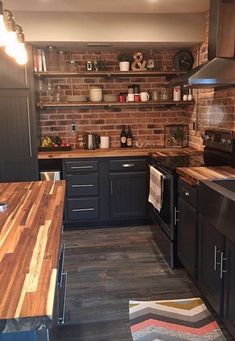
15 25 28 65
4 10 18 58
0 1 7 46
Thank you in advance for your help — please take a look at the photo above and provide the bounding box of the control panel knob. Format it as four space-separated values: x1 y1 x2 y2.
227 139 232 145
204 134 211 141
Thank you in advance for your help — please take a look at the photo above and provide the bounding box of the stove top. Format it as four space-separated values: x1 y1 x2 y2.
153 154 205 171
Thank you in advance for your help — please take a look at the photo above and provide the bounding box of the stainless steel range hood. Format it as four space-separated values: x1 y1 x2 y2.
170 0 235 88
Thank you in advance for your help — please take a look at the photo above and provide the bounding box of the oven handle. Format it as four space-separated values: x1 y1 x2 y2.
149 164 171 178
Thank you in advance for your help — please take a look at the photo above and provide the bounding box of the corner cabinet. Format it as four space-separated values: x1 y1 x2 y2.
0 46 38 182
198 192 235 338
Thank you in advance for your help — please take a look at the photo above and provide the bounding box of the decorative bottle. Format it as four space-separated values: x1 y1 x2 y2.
120 126 127 148
126 126 133 148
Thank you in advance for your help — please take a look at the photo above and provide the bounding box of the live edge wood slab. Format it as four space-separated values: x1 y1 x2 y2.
38 147 202 159
0 180 66 333
176 166 235 186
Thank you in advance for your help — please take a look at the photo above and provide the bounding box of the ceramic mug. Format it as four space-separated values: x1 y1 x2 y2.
140 92 150 102
127 93 134 102
100 136 110 149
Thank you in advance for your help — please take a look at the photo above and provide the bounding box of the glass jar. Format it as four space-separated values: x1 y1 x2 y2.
160 88 169 101
58 50 67 72
46 46 58 71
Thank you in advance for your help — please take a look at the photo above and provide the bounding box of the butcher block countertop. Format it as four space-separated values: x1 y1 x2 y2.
0 180 66 332
176 166 235 186
38 147 202 159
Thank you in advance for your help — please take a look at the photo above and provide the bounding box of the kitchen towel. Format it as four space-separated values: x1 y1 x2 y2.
148 165 164 212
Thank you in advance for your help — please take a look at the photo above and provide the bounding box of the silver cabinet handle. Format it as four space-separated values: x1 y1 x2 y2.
58 271 67 325
220 252 227 279
72 208 95 212
214 245 218 271
72 184 94 188
174 207 179 224
110 180 113 196
58 244 65 288
71 165 93 169
122 163 134 168
184 191 190 196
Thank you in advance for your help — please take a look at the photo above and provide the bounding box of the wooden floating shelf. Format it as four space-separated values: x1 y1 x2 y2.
34 70 187 78
37 100 195 109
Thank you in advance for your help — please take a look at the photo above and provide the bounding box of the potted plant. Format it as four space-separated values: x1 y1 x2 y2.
117 53 132 72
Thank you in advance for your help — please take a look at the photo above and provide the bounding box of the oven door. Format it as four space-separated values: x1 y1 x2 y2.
149 162 176 241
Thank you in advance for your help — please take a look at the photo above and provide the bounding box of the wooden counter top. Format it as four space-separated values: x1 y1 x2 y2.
38 147 202 159
176 166 235 186
0 181 66 332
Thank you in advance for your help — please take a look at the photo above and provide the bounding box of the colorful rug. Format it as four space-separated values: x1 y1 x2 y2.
129 297 226 340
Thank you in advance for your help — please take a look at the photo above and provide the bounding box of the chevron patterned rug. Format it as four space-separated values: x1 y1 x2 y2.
129 297 226 340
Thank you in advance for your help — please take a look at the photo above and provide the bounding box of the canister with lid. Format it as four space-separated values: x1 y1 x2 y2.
89 86 102 102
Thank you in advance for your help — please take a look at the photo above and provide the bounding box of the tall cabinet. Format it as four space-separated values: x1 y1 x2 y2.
0 46 38 182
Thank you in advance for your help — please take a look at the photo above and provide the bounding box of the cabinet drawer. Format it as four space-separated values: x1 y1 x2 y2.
65 160 98 173
109 158 147 172
178 179 197 206
66 174 98 196
66 198 99 220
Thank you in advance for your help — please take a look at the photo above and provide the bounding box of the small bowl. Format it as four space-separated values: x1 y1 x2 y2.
66 95 87 102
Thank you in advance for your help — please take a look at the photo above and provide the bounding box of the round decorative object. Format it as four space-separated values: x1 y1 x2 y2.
205 105 225 126
173 50 194 71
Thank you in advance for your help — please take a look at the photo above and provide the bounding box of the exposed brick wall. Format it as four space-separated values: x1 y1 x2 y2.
188 11 235 150
38 49 190 148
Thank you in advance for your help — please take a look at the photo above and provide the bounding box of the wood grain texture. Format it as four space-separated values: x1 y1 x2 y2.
0 181 65 326
50 226 233 341
38 147 201 159
176 166 235 186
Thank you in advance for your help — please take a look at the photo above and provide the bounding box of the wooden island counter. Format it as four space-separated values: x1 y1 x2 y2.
0 180 66 338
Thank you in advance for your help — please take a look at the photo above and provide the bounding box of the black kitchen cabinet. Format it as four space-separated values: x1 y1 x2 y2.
110 172 147 219
177 179 198 279
62 157 148 227
223 239 235 337
109 158 148 221
198 216 223 314
0 47 38 182
0 90 38 182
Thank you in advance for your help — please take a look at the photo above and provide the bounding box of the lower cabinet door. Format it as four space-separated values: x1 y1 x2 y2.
66 198 99 221
198 216 223 314
110 172 147 219
177 197 197 279
223 239 235 338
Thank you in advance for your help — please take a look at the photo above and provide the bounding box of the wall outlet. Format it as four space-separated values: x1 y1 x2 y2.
71 123 77 132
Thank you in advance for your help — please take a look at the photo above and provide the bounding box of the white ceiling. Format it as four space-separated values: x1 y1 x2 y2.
3 0 210 14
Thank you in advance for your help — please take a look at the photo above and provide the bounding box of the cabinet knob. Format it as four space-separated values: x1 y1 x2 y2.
184 191 190 196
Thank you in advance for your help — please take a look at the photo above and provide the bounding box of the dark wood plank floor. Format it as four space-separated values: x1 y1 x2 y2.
50 225 232 341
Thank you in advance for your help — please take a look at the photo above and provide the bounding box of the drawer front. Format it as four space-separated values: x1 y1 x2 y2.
109 158 147 172
65 160 98 173
67 198 99 221
178 179 197 206
66 174 98 196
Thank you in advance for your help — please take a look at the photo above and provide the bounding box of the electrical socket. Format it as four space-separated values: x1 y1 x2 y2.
71 123 77 132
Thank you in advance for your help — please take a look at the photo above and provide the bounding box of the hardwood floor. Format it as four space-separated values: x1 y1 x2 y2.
50 225 232 340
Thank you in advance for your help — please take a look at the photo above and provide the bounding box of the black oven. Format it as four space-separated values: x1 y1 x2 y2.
149 159 178 268
149 129 234 269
